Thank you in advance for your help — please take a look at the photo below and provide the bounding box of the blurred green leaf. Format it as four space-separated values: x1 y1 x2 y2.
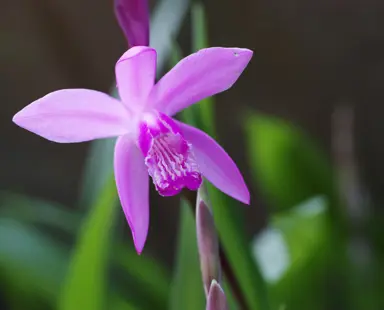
0 191 80 233
207 185 270 310
246 113 334 212
79 134 116 209
169 44 198 128
114 244 171 307
222 281 239 310
0 191 170 309
169 200 205 310
168 13 209 308
178 4 270 308
191 1 208 53
110 293 139 310
252 196 331 310
191 1 216 138
0 219 68 307
58 177 118 310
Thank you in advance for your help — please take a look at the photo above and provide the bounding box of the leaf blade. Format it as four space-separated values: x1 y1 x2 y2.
58 177 118 310
169 200 205 310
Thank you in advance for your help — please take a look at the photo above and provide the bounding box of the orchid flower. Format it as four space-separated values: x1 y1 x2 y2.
13 46 252 253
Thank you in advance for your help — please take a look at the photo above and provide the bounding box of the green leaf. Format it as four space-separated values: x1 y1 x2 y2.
178 3 270 309
0 191 80 233
169 200 205 310
58 176 118 310
169 44 198 128
222 280 239 310
114 244 171 307
0 192 170 309
179 4 270 308
252 196 331 310
246 113 334 212
191 1 216 138
79 134 116 208
110 294 139 310
207 184 270 310
0 219 68 307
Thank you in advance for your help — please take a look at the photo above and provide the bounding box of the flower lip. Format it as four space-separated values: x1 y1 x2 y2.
138 112 202 196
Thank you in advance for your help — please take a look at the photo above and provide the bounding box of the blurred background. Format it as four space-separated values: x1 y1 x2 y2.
1 0 384 309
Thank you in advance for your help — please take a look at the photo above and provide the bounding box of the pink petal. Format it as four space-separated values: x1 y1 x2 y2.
115 46 156 108
177 121 250 204
114 135 149 254
12 89 131 143
149 47 253 116
114 0 149 47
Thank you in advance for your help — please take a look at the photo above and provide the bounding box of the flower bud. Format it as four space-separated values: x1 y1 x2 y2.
196 187 221 296
206 280 229 310
114 0 149 47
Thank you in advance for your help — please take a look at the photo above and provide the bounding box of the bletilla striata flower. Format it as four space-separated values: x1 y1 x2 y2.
13 46 252 253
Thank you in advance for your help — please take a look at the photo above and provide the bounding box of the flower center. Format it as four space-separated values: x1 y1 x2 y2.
138 112 202 196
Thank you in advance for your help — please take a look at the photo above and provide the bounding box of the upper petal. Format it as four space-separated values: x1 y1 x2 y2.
114 134 149 254
149 47 253 116
13 89 130 143
178 121 250 204
114 0 149 47
115 46 156 108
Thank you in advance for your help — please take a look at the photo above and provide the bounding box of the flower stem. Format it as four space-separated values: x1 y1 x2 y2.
183 190 250 310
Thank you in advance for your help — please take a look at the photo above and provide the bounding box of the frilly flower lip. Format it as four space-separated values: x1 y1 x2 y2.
138 112 202 196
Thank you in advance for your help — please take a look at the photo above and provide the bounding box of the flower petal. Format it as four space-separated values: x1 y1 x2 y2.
178 121 250 204
114 135 149 254
115 46 156 108
149 47 253 116
114 0 149 47
13 89 130 143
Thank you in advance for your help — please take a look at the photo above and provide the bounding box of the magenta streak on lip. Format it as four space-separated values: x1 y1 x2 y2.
138 112 202 195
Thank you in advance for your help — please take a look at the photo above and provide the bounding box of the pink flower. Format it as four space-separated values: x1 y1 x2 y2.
13 46 252 253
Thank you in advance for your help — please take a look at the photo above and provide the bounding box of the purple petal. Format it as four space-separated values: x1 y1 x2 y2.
114 0 149 47
115 46 156 108
12 89 130 143
206 280 229 310
178 121 250 204
149 47 253 116
114 135 149 254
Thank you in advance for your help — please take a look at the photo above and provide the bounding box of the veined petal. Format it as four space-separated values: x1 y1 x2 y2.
114 135 149 254
149 47 253 116
13 89 130 143
115 46 156 108
114 0 149 47
178 121 250 204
